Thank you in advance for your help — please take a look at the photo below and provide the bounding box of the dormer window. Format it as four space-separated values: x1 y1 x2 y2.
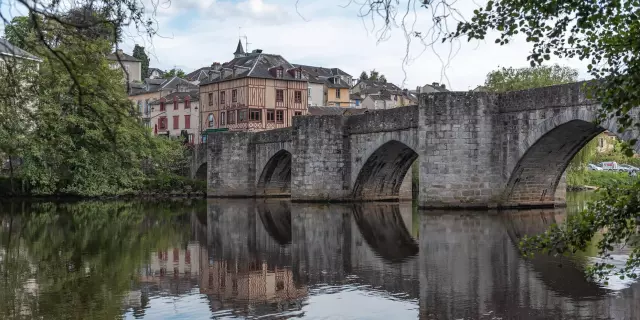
295 69 301 79
276 68 283 78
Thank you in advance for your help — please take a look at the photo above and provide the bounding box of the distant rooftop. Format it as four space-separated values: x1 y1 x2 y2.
0 38 42 62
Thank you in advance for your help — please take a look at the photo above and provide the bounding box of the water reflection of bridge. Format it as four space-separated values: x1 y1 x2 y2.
132 200 640 319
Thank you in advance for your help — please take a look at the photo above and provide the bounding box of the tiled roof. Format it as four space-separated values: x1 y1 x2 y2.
200 52 307 85
294 64 351 88
149 90 199 105
186 67 211 82
354 80 403 95
129 76 198 96
0 38 41 61
307 106 368 116
107 50 141 62
368 93 393 101
147 67 165 77
350 93 363 100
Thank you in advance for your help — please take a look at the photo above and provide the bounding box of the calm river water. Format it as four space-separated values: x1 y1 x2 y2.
1 192 639 319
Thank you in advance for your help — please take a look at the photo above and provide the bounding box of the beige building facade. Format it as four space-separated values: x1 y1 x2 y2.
148 90 200 143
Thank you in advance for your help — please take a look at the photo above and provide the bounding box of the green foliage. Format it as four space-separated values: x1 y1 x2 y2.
163 68 186 79
567 135 600 173
450 0 640 281
359 69 386 82
483 65 579 92
133 44 150 80
359 71 369 81
0 12 190 197
567 170 632 188
521 181 640 282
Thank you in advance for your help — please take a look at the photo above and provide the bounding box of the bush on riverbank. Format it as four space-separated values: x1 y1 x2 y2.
0 174 206 198
567 170 633 188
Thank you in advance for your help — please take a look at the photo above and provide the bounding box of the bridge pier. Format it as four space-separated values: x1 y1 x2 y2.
205 82 635 208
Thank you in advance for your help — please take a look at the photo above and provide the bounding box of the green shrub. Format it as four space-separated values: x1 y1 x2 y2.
567 170 633 188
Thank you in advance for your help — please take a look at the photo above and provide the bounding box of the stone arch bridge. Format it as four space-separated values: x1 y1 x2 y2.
202 82 637 209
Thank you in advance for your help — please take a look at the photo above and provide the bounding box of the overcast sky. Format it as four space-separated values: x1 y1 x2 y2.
3 0 591 90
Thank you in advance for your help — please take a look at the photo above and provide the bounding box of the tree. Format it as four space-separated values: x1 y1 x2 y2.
2 13 185 197
379 74 387 83
359 71 369 81
369 69 380 81
163 68 186 79
448 0 640 281
483 65 578 92
133 44 150 79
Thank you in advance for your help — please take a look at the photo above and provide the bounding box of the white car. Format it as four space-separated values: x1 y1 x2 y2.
587 164 603 171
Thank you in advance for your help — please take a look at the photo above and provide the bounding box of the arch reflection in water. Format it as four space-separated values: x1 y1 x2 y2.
351 203 418 263
256 200 292 245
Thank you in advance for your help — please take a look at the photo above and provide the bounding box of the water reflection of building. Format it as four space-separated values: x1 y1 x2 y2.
140 243 201 280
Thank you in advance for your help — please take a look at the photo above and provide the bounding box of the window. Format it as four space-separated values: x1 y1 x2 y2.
276 89 284 102
173 97 178 110
185 96 190 109
202 135 207 143
158 116 167 130
185 115 191 129
208 113 214 127
238 110 247 123
160 100 165 112
232 89 237 102
276 68 283 78
335 89 341 99
227 110 236 124
294 111 302 116
173 115 179 129
221 112 226 125
295 70 301 79
294 91 302 103
220 91 226 104
276 110 284 123
249 109 261 121
267 110 275 122
208 93 213 106
144 99 150 115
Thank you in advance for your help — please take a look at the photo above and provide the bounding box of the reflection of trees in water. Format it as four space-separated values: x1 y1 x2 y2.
0 201 193 320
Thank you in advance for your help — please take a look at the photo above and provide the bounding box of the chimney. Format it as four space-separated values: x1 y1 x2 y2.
116 49 124 54
432 82 439 87
251 49 263 53
440 84 446 89
211 62 221 71
416 86 421 93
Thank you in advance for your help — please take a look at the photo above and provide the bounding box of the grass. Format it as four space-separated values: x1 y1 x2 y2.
567 170 633 188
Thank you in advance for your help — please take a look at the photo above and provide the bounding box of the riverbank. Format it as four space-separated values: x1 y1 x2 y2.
0 174 207 199
567 170 633 190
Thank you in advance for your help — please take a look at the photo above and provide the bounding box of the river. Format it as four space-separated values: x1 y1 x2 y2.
1 192 638 319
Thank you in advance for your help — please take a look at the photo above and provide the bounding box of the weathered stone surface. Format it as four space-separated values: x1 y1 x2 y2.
206 81 638 208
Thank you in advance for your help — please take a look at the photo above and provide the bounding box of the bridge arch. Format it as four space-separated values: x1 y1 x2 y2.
503 108 623 206
194 162 207 180
352 140 418 200
257 149 292 196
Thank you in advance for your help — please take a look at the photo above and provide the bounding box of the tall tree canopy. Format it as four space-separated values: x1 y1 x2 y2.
483 65 579 92
133 44 150 80
359 69 387 82
163 68 186 79
0 10 184 196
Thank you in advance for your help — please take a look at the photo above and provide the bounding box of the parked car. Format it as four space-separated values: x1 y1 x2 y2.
597 161 619 171
619 164 639 172
587 164 603 171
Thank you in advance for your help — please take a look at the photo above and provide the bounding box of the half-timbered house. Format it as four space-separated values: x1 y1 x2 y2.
198 42 309 140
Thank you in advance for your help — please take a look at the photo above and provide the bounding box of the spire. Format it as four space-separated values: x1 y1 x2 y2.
234 39 245 57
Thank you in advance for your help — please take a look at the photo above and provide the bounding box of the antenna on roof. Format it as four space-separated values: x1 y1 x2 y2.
240 34 250 52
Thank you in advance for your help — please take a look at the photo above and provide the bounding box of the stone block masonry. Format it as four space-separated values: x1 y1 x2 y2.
206 81 637 208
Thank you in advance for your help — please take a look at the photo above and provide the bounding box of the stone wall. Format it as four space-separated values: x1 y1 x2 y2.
291 115 351 201
417 92 502 208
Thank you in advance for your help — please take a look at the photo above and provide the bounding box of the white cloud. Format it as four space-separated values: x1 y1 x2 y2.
122 0 590 90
